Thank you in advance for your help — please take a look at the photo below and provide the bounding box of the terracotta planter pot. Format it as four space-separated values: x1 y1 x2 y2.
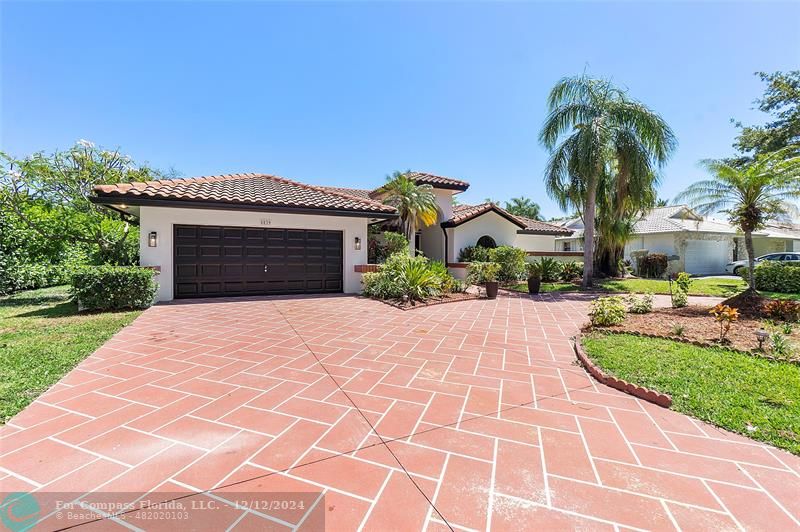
527 276 541 294
485 281 499 299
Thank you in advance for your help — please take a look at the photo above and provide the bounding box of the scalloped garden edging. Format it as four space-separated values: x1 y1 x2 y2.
574 333 673 408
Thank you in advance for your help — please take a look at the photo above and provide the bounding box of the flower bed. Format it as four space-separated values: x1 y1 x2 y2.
589 305 799 361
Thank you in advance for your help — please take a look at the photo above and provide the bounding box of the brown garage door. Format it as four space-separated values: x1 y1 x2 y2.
173 224 343 298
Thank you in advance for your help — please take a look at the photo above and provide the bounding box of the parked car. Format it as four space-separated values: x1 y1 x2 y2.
725 252 800 274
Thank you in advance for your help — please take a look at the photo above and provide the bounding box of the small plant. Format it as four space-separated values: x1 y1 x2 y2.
671 322 685 337
537 257 562 282
669 272 692 308
526 261 542 279
770 332 791 357
709 304 740 343
782 322 793 335
763 299 800 322
672 289 689 308
625 292 654 314
675 272 693 293
589 296 627 326
466 261 500 285
559 261 583 282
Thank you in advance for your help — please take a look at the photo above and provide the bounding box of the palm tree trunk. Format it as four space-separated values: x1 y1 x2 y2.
582 178 597 288
744 230 757 291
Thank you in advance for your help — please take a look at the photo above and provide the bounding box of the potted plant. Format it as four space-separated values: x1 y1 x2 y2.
526 262 542 294
467 261 501 300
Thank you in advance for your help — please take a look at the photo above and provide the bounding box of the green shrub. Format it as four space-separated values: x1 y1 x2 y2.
361 253 458 301
672 289 689 308
70 266 158 311
675 272 693 292
369 232 409 263
746 261 800 293
526 261 542 279
589 296 627 326
625 292 654 314
467 261 500 284
560 261 583 282
488 246 526 283
639 253 668 278
458 245 491 262
537 257 562 282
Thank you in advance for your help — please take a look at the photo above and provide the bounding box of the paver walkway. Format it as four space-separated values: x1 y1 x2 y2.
1 292 799 531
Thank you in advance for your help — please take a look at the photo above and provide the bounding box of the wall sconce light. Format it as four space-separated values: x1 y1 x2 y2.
354 237 361 250
148 231 158 247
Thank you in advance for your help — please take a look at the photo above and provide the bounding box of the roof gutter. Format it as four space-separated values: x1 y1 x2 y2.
90 196 399 219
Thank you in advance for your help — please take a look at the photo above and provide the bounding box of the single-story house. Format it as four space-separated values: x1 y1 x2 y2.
92 171 569 301
555 205 800 275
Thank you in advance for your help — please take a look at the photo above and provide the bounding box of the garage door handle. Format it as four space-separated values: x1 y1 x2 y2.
264 265 268 273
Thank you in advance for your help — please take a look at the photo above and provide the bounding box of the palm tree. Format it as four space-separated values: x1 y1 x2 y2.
381 171 439 251
540 75 676 287
676 148 800 290
505 197 542 220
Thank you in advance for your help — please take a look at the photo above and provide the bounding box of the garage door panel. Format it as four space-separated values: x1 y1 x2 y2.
174 224 343 299
685 240 728 275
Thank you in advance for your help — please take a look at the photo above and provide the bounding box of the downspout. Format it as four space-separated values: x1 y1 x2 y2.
441 226 449 265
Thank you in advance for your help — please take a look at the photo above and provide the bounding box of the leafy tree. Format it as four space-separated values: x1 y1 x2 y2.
1 141 167 265
380 171 439 248
484 197 500 205
656 197 670 207
733 71 800 159
504 196 542 220
676 147 800 290
540 75 676 287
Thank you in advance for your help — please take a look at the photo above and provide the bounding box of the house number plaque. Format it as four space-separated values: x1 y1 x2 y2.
260 218 272 225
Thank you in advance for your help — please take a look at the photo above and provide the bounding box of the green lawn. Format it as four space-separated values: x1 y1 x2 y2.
582 333 800 454
0 286 141 423
509 276 799 300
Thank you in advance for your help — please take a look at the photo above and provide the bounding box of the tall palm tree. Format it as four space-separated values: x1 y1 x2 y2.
540 75 676 287
676 148 800 290
505 197 542 220
380 171 439 251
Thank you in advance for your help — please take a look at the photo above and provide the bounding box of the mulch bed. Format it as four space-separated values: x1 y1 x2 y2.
593 305 797 355
374 291 481 311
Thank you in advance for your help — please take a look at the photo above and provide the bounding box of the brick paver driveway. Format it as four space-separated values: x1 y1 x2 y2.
2 293 799 531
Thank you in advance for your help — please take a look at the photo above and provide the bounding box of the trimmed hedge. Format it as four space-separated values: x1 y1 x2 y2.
744 261 800 293
70 266 158 311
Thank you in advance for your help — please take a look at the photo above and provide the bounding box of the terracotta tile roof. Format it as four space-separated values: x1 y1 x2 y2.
447 203 572 235
406 171 470 191
320 186 374 200
93 173 397 215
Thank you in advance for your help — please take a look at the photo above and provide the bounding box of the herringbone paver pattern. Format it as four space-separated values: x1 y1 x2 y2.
1 293 799 530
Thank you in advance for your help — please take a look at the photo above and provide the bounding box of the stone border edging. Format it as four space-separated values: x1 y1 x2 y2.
371 292 482 311
574 333 673 408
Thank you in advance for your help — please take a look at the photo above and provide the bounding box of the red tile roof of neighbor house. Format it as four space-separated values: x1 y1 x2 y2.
447 203 573 235
406 171 470 191
93 173 397 215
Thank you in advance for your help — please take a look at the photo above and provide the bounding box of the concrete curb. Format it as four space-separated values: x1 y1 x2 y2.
574 334 673 408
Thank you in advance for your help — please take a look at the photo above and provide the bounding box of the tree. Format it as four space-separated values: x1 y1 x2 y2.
540 75 676 287
676 147 800 291
0 140 168 265
380 171 439 250
656 197 670 207
733 71 800 159
504 197 542 220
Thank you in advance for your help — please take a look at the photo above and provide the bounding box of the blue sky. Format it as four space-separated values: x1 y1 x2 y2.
3 1 799 218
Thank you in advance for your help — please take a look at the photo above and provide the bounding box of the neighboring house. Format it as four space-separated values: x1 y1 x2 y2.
91 171 568 301
555 205 800 275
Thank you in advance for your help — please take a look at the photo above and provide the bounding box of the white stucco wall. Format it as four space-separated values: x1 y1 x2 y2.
449 211 519 261
514 233 557 252
138 206 368 301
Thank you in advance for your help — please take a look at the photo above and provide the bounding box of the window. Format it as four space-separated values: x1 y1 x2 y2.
563 242 571 251
476 235 497 248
